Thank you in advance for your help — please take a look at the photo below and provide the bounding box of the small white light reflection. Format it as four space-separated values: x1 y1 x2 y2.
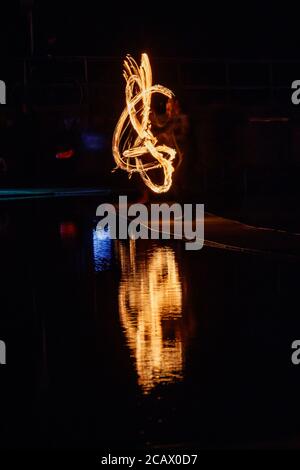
95 225 111 241
93 226 113 272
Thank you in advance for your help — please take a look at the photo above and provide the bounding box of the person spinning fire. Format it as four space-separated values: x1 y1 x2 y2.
138 97 190 203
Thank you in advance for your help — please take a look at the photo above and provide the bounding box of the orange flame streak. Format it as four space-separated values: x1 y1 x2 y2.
112 53 177 193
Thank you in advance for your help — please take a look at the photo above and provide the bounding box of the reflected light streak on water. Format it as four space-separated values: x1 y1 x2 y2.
93 226 113 272
117 240 184 394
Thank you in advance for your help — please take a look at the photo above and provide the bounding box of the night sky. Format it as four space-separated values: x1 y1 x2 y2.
1 2 299 59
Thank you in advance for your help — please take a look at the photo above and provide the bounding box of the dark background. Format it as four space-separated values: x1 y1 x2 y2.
1 2 298 59
2 2 300 453
1 2 300 213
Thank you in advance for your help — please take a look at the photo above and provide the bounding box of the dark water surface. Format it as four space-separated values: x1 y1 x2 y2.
0 196 300 449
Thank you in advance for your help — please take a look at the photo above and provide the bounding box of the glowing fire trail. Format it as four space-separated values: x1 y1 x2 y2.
112 53 177 193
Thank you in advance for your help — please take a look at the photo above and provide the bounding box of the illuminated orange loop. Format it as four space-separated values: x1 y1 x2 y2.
112 53 177 193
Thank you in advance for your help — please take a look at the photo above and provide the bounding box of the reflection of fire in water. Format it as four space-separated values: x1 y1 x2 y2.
117 240 184 393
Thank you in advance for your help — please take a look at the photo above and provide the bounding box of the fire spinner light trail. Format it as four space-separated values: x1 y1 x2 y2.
112 53 177 193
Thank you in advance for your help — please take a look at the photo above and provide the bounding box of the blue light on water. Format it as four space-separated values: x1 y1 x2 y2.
92 226 113 272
